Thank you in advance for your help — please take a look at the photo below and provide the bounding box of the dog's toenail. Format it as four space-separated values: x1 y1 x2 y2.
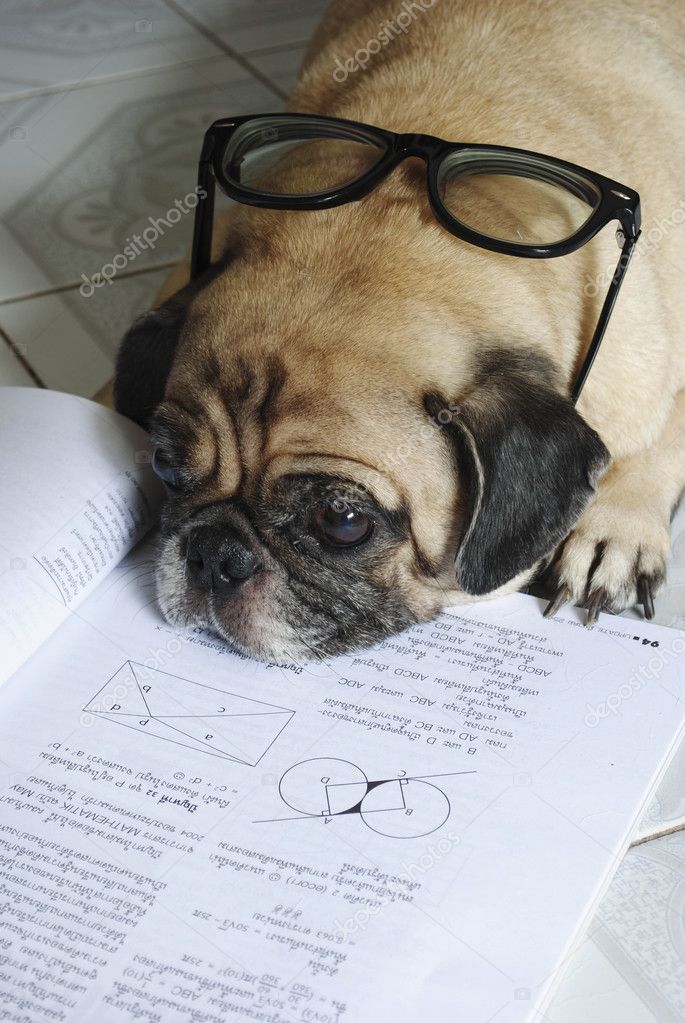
585 588 605 627
637 576 655 620
543 584 571 618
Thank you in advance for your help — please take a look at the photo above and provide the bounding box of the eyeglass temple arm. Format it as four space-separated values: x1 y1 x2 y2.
191 137 216 280
571 227 639 405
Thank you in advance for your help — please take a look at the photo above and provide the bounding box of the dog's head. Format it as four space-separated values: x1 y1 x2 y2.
115 176 609 661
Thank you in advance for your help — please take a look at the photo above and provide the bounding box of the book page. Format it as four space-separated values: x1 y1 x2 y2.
1 542 683 1023
0 388 163 685
1 552 685 1023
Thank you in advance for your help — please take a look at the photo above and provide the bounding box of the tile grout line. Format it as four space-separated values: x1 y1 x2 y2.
160 0 290 102
0 55 232 106
239 40 310 58
630 818 685 847
0 324 45 387
0 261 179 307
0 38 309 108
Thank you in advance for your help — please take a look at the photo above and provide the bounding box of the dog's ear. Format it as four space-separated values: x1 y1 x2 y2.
114 297 185 428
425 352 610 595
114 263 225 428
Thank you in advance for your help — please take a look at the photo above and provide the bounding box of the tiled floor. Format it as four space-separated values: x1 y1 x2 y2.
0 0 313 391
0 2 683 1018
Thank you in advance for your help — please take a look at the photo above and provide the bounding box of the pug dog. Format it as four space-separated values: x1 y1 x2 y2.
113 0 685 662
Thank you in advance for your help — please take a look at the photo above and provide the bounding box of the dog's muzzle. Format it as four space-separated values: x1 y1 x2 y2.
185 524 261 596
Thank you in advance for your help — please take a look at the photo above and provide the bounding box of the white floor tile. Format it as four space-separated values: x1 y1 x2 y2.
0 336 39 387
0 56 278 301
0 0 218 97
546 935 660 1023
171 0 328 54
551 831 685 1022
0 267 169 396
250 45 307 94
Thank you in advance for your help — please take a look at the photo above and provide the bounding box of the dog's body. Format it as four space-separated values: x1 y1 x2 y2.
115 0 685 661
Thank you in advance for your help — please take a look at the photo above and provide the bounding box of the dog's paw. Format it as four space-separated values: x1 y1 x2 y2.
542 498 670 625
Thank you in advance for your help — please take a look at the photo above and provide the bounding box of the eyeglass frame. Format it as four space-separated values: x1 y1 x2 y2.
190 112 642 404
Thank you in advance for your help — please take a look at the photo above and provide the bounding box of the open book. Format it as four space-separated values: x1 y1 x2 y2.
1 387 684 1023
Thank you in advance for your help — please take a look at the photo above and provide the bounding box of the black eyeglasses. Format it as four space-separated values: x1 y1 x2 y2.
190 112 641 403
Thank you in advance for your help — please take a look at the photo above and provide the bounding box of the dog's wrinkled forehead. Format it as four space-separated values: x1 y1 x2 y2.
153 354 276 502
161 313 448 504
159 364 322 500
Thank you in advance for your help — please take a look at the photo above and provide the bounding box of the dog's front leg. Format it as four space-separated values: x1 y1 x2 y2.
546 389 685 622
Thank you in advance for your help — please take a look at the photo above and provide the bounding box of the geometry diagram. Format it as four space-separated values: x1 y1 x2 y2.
83 661 294 765
255 757 475 839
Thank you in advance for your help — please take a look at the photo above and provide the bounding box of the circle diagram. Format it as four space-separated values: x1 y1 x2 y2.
258 758 475 839
279 757 369 817
360 779 450 839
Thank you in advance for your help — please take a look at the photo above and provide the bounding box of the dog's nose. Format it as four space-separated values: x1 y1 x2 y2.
185 525 261 595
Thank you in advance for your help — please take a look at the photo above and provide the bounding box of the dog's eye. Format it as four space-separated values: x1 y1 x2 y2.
151 448 181 489
312 501 373 548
